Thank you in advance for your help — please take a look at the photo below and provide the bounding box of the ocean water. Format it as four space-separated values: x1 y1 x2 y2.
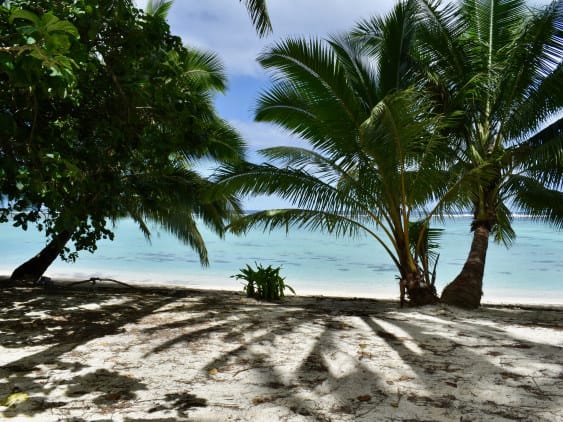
1 216 562 304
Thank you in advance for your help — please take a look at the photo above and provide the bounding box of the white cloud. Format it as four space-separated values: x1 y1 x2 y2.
165 0 397 77
230 119 304 151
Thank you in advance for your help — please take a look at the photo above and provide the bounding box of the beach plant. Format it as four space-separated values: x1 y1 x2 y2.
217 1 467 306
232 262 295 301
409 0 563 308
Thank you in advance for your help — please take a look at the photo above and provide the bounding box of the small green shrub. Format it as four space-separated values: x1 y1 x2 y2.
232 262 295 301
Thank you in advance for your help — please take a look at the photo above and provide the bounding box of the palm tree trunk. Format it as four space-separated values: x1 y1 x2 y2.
397 238 439 307
3 230 73 287
400 271 439 307
441 223 490 309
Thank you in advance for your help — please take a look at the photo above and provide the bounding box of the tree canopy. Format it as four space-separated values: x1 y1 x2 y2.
1 0 245 282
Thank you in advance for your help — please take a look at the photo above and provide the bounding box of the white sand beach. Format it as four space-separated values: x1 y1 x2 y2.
1 279 562 421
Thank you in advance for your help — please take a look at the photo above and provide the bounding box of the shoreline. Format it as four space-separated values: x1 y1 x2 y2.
2 216 562 312
2 274 563 308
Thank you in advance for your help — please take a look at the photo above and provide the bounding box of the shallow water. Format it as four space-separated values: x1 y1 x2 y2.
1 216 562 303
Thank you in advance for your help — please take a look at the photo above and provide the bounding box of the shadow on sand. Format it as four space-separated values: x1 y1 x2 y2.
1 284 562 420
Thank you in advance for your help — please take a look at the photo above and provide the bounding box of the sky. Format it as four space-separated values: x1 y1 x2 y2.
162 0 400 209
146 0 553 209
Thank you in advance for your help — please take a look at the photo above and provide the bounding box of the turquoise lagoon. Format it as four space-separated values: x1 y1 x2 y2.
1 216 562 304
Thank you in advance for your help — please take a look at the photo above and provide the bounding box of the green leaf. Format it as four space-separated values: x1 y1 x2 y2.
45 33 72 54
9 9 39 26
44 17 79 39
49 67 62 77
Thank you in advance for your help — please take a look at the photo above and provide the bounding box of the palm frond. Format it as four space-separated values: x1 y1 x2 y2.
146 0 173 19
214 161 369 218
408 219 443 263
374 0 419 92
507 117 563 189
259 146 358 180
255 79 360 154
197 118 246 163
256 37 374 156
461 0 527 69
503 63 563 140
416 0 469 94
258 37 365 124
360 90 449 189
505 175 563 229
491 202 516 247
239 0 272 37
497 1 563 137
120 165 242 265
258 146 394 216
326 33 380 110
184 47 227 93
227 208 401 269
352 0 419 92
350 12 386 56
152 212 210 265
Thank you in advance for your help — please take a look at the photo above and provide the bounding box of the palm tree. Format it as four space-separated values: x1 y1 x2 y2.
216 1 463 306
413 0 563 308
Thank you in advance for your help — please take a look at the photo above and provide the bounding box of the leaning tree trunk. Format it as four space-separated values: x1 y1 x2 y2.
5 230 73 286
441 223 490 309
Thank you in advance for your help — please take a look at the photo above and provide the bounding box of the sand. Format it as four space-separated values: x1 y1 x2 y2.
1 279 562 421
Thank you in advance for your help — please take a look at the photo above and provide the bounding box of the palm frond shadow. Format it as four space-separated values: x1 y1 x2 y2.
0 286 178 419
359 310 562 419
141 294 562 420
2 287 561 420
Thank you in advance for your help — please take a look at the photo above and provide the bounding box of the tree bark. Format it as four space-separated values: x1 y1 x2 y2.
5 230 73 286
400 272 439 307
441 223 490 309
397 235 439 307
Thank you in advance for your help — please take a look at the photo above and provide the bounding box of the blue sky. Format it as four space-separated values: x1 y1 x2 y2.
148 0 553 209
